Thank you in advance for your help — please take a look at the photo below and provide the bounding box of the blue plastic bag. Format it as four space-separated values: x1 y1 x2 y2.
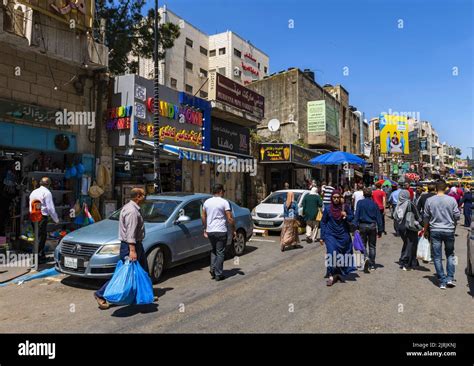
104 260 136 305
352 231 365 253
133 262 154 305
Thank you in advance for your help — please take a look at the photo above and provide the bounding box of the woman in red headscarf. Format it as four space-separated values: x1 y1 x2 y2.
319 189 356 286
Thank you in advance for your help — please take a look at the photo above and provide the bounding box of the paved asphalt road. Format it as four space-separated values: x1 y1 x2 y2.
1 217 473 333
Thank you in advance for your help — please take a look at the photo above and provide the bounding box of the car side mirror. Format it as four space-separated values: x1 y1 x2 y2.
175 215 191 224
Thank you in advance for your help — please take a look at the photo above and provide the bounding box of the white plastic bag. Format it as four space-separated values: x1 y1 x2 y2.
417 236 432 262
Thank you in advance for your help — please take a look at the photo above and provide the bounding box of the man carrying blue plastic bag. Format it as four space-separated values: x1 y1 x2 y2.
94 188 156 309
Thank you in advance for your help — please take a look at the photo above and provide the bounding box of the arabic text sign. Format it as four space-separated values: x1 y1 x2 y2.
211 118 250 156
259 144 291 162
307 101 326 133
209 72 264 119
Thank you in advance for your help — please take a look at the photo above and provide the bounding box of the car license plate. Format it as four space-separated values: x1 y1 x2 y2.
64 257 78 269
258 221 272 226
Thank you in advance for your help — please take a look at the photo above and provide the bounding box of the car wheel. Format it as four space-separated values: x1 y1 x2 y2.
232 230 247 256
147 246 165 284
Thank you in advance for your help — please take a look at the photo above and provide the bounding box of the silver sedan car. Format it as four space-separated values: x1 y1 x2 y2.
54 193 253 283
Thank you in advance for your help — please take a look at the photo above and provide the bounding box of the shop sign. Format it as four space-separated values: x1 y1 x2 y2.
241 62 259 76
17 0 94 30
208 71 264 119
211 118 250 156
259 144 291 162
244 53 257 62
0 98 58 125
137 123 202 147
307 100 339 138
291 145 317 166
146 98 203 126
106 106 133 131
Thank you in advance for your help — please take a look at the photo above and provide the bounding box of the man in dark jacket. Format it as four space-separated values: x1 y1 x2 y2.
353 187 383 273
302 187 323 243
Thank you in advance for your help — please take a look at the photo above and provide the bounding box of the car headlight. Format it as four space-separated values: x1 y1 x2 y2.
251 208 256 216
97 244 121 255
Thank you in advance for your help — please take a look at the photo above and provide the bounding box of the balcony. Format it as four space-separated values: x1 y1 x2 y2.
0 3 108 69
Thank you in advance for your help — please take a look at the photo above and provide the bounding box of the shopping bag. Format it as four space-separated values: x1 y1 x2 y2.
133 262 154 305
417 236 432 262
352 231 365 253
103 260 137 305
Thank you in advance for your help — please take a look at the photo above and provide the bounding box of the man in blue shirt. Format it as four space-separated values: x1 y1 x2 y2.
388 184 401 236
353 188 383 272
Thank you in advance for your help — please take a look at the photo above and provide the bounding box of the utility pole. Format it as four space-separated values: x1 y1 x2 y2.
153 0 162 193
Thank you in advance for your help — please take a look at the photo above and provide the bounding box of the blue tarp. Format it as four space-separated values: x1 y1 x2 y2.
309 151 367 166
0 268 59 287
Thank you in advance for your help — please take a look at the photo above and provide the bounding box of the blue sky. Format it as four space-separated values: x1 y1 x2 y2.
150 0 473 157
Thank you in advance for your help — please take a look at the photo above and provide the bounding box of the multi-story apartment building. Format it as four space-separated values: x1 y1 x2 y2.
323 84 367 155
135 6 270 97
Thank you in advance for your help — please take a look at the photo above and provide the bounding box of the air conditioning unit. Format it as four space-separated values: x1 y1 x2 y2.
199 72 205 78
233 67 241 77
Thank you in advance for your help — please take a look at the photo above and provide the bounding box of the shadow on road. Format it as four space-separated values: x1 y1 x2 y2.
158 246 256 282
110 303 159 317
61 276 106 290
465 269 474 298
222 267 245 278
423 274 439 288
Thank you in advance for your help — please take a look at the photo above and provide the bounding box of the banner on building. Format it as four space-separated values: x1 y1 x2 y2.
379 114 409 155
17 0 94 30
307 100 339 138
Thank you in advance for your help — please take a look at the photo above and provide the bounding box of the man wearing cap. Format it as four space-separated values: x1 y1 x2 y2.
202 184 236 281
29 177 59 263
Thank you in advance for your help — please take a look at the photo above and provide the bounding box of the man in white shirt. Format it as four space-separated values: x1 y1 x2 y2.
202 184 236 281
352 183 365 211
29 177 59 261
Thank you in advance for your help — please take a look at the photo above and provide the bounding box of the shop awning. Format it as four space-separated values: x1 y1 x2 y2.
133 139 240 164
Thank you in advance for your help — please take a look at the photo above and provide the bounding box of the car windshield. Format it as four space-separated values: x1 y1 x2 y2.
109 200 180 223
262 192 302 204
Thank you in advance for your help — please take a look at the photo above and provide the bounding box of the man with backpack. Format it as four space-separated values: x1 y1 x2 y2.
29 177 59 263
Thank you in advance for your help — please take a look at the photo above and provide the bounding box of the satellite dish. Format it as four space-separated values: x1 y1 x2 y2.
268 119 280 132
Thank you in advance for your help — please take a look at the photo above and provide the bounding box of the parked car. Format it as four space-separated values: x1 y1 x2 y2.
54 193 253 283
467 212 474 276
251 189 309 231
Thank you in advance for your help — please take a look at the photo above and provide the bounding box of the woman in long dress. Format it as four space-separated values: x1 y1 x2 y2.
394 190 423 270
319 190 356 286
280 191 300 251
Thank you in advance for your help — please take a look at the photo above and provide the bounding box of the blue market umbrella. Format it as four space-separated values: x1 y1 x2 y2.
309 151 367 166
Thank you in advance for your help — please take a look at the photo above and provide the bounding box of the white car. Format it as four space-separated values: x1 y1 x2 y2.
251 189 309 231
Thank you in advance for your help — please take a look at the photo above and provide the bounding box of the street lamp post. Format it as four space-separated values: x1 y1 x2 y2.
153 0 161 193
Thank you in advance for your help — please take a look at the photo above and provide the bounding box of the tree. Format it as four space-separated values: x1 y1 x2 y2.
95 0 180 76
455 147 462 156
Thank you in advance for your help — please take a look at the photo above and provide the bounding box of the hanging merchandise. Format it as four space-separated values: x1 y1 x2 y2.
83 203 95 225
81 176 91 195
73 199 81 216
88 182 104 199
90 202 102 222
76 163 85 178
97 164 111 188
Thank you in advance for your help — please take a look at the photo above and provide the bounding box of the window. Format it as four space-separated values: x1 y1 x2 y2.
343 146 347 152
219 47 226 55
200 46 208 56
185 38 193 48
218 67 226 76
209 49 216 57
185 61 193 71
263 192 303 204
185 84 193 94
181 200 202 221
352 133 357 144
199 90 208 98
264 66 268 73
199 68 208 77
342 107 346 128
258 62 261 70
170 78 177 89
234 48 241 58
